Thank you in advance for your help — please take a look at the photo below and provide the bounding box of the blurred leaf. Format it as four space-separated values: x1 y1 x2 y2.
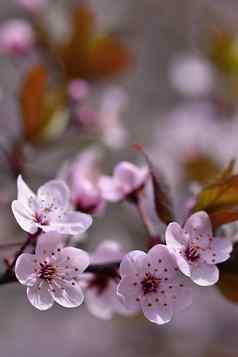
136 145 174 224
20 65 48 141
184 154 221 184
20 65 67 144
210 211 238 230
58 5 132 80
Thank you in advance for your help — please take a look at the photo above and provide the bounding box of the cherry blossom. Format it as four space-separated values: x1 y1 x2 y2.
99 162 148 202
83 240 132 319
0 20 35 56
117 245 192 325
15 232 89 310
11 175 93 235
59 147 105 215
166 211 233 286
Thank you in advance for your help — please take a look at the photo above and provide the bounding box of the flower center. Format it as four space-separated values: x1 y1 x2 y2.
185 245 200 262
39 263 57 281
141 274 160 295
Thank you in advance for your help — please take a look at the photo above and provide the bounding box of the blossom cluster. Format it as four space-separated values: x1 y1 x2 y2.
10 167 232 325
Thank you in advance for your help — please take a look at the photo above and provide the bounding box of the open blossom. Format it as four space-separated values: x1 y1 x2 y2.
83 240 132 319
166 211 233 286
15 232 89 310
59 148 105 215
11 175 93 235
117 245 192 325
0 20 35 56
99 162 148 202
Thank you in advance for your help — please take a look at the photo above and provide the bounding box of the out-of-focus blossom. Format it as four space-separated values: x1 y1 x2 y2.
16 0 48 13
169 54 214 96
99 161 148 202
76 86 128 149
0 20 35 56
83 240 132 319
59 147 105 215
117 245 192 325
68 80 90 102
15 232 89 310
11 175 93 235
166 211 232 286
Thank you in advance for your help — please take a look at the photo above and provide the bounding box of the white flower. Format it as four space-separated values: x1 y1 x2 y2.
11 175 93 235
15 232 90 310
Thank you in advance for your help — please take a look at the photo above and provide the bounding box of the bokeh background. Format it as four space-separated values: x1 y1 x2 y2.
1 0 238 356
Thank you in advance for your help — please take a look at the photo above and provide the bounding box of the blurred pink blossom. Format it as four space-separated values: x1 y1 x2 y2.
59 147 105 215
11 175 93 235
83 240 132 319
68 80 90 102
15 232 89 310
117 245 192 325
99 161 148 202
166 211 232 286
16 0 48 13
169 54 214 96
0 20 35 56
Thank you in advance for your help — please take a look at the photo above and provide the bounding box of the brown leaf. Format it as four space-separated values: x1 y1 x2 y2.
20 65 48 141
59 5 132 80
135 145 174 224
210 211 238 230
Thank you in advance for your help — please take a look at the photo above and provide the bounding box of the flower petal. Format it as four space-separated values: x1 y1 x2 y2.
48 211 92 235
91 240 123 264
15 253 37 286
35 232 64 257
58 247 90 273
120 250 146 277
184 211 212 247
37 180 70 210
51 281 84 308
117 275 141 312
11 200 37 234
27 281 54 310
17 175 36 205
166 222 188 252
114 162 147 192
99 176 124 202
191 262 219 286
202 237 233 264
141 293 173 325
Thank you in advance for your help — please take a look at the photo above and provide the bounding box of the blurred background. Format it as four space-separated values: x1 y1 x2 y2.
1 0 238 356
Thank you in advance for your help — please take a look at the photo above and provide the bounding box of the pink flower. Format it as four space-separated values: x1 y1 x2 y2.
16 0 48 13
15 232 89 310
117 245 192 325
166 211 233 286
83 241 132 319
0 20 35 56
99 162 148 202
68 80 90 102
59 148 105 215
11 175 93 235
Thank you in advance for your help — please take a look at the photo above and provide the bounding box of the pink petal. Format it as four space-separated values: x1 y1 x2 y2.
141 293 173 325
35 232 64 257
15 253 37 286
202 237 232 264
184 211 212 247
144 244 177 280
99 176 124 202
11 200 37 234
191 262 219 286
49 211 92 235
58 247 89 273
175 254 191 277
37 180 70 210
114 162 147 192
117 275 141 312
166 222 188 251
51 281 84 308
17 175 36 205
166 277 193 312
120 250 146 277
91 240 123 264
27 281 54 310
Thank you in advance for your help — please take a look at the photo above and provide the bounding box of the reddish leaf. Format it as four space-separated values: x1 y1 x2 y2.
210 211 238 230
